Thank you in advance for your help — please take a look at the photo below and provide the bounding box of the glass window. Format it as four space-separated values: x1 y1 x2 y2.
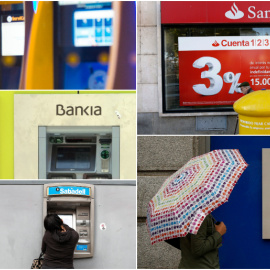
162 25 270 113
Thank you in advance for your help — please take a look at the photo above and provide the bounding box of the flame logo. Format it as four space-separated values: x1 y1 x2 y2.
225 3 244 19
212 40 220 47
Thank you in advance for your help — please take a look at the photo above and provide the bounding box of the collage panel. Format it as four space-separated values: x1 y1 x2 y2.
138 135 270 269
138 1 270 135
1 1 136 90
0 180 136 269
0 1 136 269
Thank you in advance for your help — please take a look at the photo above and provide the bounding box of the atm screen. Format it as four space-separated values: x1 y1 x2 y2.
54 1 113 90
1 15 24 56
56 147 91 169
58 214 74 228
51 145 96 171
74 9 113 47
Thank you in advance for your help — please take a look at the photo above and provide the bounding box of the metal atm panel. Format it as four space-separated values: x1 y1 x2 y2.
39 126 120 179
53 1 113 90
43 183 94 258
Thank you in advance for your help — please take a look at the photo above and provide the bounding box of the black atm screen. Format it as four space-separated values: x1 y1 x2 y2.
51 145 96 171
54 1 113 90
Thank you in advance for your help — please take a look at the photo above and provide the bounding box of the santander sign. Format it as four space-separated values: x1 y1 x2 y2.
225 3 244 19
225 2 270 20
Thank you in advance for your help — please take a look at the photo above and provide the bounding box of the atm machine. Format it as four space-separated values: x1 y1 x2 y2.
24 1 136 89
0 2 24 89
54 1 114 90
39 126 120 179
43 183 94 258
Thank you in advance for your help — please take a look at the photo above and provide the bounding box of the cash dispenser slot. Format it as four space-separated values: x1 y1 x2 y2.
43 183 95 258
65 137 97 143
47 173 76 179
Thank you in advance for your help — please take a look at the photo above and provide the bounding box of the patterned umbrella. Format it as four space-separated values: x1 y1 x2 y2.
147 149 248 245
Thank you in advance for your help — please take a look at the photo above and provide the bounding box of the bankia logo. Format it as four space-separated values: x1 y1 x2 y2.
225 3 244 19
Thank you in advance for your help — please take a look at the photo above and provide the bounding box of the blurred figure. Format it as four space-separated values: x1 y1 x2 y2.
237 82 254 95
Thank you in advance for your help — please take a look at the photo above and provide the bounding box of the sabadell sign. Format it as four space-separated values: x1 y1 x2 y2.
47 186 90 196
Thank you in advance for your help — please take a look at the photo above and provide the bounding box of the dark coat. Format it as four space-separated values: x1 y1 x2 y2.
41 224 79 269
179 215 222 269
245 87 254 95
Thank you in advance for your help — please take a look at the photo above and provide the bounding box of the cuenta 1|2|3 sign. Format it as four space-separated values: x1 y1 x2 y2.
178 36 270 106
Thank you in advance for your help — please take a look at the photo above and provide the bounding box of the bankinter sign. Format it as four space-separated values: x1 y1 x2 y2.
178 36 270 106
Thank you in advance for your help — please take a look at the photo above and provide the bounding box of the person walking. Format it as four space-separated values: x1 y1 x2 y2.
179 214 227 269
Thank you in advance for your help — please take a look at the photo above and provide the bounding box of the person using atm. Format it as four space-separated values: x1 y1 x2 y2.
41 214 79 269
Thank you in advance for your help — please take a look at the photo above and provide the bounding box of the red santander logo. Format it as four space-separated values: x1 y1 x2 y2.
212 41 220 47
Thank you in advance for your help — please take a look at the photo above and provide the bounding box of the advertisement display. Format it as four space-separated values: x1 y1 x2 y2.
178 36 270 106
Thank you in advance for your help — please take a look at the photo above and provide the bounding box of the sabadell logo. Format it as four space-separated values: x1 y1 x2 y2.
225 3 244 19
60 188 86 195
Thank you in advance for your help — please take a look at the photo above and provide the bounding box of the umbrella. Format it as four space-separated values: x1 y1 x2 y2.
146 149 248 245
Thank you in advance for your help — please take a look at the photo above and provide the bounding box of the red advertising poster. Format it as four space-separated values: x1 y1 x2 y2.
178 36 270 106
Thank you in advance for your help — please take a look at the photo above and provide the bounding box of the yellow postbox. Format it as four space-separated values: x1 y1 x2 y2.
233 90 270 134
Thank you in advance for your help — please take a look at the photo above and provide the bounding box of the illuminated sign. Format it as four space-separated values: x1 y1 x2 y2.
33 1 38 14
76 244 88 251
47 186 91 196
74 10 114 47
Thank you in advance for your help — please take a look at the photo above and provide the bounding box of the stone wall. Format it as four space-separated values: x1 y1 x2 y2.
137 136 208 268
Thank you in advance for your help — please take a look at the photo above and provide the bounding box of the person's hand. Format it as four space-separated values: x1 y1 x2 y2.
215 222 227 236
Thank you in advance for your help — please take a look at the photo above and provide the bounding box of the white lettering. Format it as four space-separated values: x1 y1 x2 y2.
248 6 256 18
257 10 264 19
59 188 86 195
248 6 270 19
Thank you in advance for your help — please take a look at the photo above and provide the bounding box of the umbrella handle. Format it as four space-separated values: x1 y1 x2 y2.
215 221 224 244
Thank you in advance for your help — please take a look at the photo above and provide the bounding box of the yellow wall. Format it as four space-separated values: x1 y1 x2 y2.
0 91 15 179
